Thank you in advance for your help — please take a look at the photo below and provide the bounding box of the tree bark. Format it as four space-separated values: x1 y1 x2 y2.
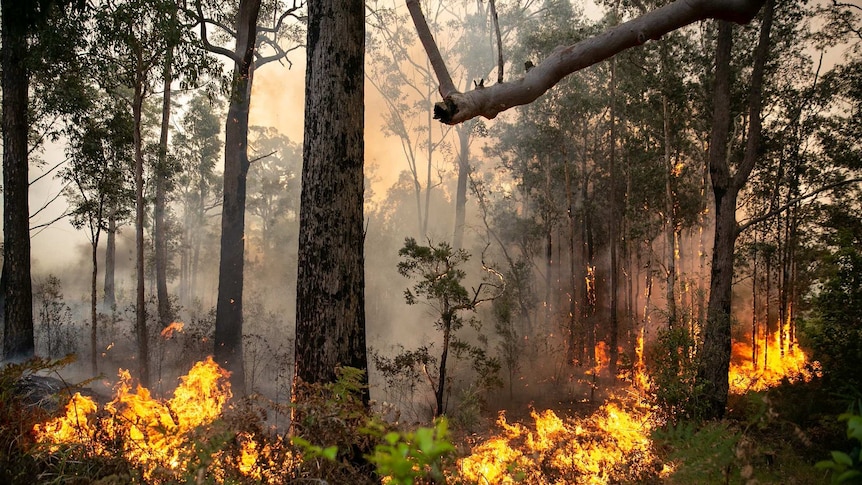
2 0 35 361
699 0 773 419
295 0 368 399
104 213 117 309
133 69 150 388
155 38 174 329
407 0 766 125
214 0 260 397
452 122 471 249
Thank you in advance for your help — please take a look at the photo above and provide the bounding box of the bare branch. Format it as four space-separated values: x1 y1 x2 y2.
737 177 862 234
407 0 766 124
406 0 456 97
194 0 241 62
489 0 504 84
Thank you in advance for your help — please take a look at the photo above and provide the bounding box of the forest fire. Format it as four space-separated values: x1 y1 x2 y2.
728 335 820 393
459 398 668 484
34 356 233 481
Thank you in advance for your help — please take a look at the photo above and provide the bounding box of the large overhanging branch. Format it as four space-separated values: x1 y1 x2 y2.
406 0 766 125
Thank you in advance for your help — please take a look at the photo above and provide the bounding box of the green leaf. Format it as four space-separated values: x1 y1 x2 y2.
321 446 338 461
832 451 854 467
837 470 862 483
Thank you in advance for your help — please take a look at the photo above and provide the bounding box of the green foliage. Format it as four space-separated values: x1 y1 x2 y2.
368 418 454 485
647 326 707 422
653 420 741 484
395 238 502 416
802 243 862 396
817 413 862 484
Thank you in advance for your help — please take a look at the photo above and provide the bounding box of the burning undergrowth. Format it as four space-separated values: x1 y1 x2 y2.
457 395 670 484
17 330 825 484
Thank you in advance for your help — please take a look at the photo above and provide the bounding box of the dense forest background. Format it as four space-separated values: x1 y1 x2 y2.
1 0 861 483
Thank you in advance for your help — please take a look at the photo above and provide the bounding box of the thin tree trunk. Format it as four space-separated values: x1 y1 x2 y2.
663 95 677 326
608 40 619 379
133 69 150 388
90 239 99 376
155 40 174 329
104 214 117 309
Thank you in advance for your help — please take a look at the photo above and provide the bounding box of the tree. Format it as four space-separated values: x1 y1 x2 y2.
698 0 774 419
173 93 222 307
294 0 368 397
194 0 304 396
396 237 501 417
62 98 134 376
2 0 84 361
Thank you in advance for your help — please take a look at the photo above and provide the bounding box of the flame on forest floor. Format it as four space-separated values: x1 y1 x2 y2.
459 396 672 484
34 356 233 481
729 336 821 394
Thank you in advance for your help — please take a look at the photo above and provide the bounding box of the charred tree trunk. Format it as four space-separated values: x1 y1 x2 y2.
663 95 677 326
214 0 261 397
608 47 619 379
133 69 150 388
155 40 174 329
699 0 772 419
2 0 35 361
295 0 368 400
90 237 99 376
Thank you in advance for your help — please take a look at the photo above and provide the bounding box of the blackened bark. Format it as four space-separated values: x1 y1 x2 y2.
133 72 150 388
295 0 368 398
699 0 773 419
155 43 174 329
90 238 99 375
214 0 260 398
2 0 35 361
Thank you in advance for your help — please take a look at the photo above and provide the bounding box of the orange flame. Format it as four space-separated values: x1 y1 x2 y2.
35 356 232 481
160 321 185 338
729 334 820 394
459 398 669 483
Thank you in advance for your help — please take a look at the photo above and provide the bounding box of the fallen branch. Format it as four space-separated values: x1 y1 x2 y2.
406 0 766 125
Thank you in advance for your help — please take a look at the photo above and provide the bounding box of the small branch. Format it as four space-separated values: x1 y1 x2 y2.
407 0 766 124
737 177 862 234
29 157 69 186
249 150 277 164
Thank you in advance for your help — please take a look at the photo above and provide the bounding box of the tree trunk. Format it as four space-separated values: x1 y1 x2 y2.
453 122 471 249
90 239 99 376
2 0 35 361
214 0 260 397
663 95 677 326
608 47 619 379
155 41 174 329
435 309 452 417
699 0 772 419
133 70 150 388
295 0 368 399
104 214 117 309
